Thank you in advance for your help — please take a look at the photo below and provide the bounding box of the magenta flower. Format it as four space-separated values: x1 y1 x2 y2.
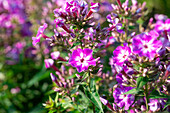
132 33 162 60
50 73 60 87
113 85 135 110
51 51 60 60
69 48 96 73
90 2 100 13
100 97 114 110
44 59 54 68
85 2 100 19
32 23 48 46
113 43 131 66
54 18 72 34
148 99 166 112
154 19 170 33
108 18 124 33
154 14 167 21
54 8 67 19
44 59 61 74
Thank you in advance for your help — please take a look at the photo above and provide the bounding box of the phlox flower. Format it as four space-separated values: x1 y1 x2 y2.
155 19 170 33
113 85 135 110
113 43 131 66
148 99 167 112
69 48 96 73
132 33 162 60
32 23 48 46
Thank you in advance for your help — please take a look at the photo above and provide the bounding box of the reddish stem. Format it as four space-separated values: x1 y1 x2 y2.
62 25 72 33
51 65 61 74
42 34 49 39
116 0 123 9
85 10 93 20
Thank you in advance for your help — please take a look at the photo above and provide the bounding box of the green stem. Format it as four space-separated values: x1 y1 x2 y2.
144 83 149 111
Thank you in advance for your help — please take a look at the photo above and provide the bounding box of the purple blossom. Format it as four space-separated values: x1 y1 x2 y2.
0 0 27 29
32 23 48 46
54 8 67 19
116 73 129 84
100 2 113 12
148 99 166 112
44 59 54 68
107 17 124 33
5 42 26 65
54 18 64 27
154 19 170 33
69 48 96 73
113 43 131 66
85 2 100 19
132 33 162 60
54 18 73 34
154 14 167 21
113 85 135 110
51 51 60 60
65 1 79 13
100 97 114 110
90 2 100 13
50 73 60 86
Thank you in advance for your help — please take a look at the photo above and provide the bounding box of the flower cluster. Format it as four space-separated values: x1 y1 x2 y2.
32 0 170 112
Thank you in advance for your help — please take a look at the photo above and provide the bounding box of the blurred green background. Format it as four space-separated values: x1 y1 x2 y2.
138 0 170 17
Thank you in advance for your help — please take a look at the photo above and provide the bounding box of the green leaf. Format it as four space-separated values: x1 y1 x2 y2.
90 78 96 92
70 42 81 49
83 24 93 30
128 26 135 30
81 72 89 81
45 90 55 95
46 32 54 37
57 61 68 64
70 86 79 95
136 76 148 89
123 88 140 95
27 63 51 87
136 19 144 24
66 73 76 79
83 78 104 113
55 92 59 104
71 25 77 30
149 89 168 99
163 96 170 110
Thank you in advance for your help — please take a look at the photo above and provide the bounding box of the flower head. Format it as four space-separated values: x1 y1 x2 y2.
148 99 167 112
132 33 162 60
90 2 100 13
51 51 60 60
113 85 135 110
155 19 170 33
32 23 48 46
69 48 96 73
113 43 131 66
44 59 54 68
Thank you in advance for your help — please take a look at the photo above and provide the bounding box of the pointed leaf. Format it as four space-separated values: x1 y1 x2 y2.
123 88 140 95
136 76 148 89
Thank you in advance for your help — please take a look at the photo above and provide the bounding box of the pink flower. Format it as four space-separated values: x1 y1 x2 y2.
44 59 54 68
85 2 100 19
113 85 135 110
69 48 96 73
32 23 48 46
155 19 170 33
113 43 131 66
51 51 60 60
132 33 162 60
